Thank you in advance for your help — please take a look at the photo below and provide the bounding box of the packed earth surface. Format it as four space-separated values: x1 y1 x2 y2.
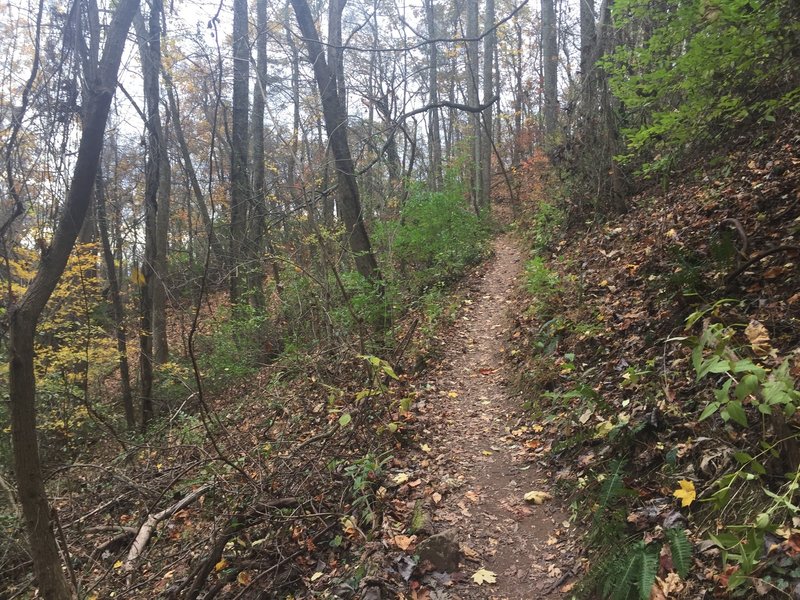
401 234 576 599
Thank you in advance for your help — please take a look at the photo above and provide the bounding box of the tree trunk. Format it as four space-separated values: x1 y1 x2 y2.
541 0 558 144
134 3 164 428
580 0 596 79
426 0 442 191
480 0 495 208
290 0 381 284
96 166 136 431
7 0 140 596
154 117 170 365
248 0 270 307
230 0 251 303
465 0 481 210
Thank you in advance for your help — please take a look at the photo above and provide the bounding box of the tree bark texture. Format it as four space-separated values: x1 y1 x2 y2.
480 0 496 209
466 0 481 210
426 0 442 191
230 0 251 303
7 0 140 595
134 2 164 428
541 0 558 143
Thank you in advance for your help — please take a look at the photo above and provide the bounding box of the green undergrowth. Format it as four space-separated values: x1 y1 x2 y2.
512 179 800 598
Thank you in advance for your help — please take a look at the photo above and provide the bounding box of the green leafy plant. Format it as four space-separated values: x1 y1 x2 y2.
605 0 800 175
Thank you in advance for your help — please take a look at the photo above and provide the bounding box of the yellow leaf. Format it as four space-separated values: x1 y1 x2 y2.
744 320 772 356
420 443 432 453
594 420 614 439
237 570 252 585
448 391 458 398
524 490 553 505
392 472 410 485
472 568 497 585
215 559 228 572
673 479 696 507
309 571 323 582
130 267 146 286
532 424 544 433
113 560 123 569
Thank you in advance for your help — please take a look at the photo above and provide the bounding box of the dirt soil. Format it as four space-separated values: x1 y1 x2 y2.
406 234 576 599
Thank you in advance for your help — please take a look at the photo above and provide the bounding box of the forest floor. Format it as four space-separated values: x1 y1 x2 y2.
394 232 577 599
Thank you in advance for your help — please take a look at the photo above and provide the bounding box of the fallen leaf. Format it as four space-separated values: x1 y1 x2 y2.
310 572 323 582
448 391 458 398
113 560 123 569
393 535 415 551
237 571 253 585
461 543 480 560
215 559 228 572
471 568 497 585
431 492 442 503
673 479 696 507
392 472 410 485
465 490 479 503
524 490 553 505
744 320 772 356
420 443 432 453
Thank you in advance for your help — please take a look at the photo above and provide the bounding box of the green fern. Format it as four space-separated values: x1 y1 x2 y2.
590 460 630 546
636 544 659 600
666 527 692 578
597 460 627 510
586 539 660 600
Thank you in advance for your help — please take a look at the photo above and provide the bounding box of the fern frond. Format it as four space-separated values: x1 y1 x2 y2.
597 460 627 511
666 527 692 578
638 545 659 600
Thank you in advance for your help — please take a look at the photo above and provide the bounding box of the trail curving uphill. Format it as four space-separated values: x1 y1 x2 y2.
410 234 573 599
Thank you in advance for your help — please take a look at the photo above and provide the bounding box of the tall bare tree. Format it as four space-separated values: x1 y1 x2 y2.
230 0 251 303
289 0 381 283
6 0 140 595
541 0 558 143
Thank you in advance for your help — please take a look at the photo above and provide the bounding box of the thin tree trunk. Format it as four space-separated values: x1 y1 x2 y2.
7 0 140 595
154 117 170 365
542 0 558 144
230 0 251 303
96 166 136 430
580 0 595 79
465 0 481 210
480 0 495 208
134 3 164 428
426 0 442 190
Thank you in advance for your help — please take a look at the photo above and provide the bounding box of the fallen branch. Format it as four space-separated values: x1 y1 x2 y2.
123 484 212 573
725 245 800 284
183 497 299 600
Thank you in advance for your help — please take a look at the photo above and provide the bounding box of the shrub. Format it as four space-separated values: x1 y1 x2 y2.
393 183 490 293
606 0 800 175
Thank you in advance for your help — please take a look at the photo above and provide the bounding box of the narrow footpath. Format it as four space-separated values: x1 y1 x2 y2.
411 234 574 599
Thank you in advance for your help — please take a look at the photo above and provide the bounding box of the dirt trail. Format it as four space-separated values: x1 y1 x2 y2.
413 234 573 599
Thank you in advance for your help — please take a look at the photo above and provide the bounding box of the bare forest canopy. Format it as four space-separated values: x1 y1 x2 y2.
0 0 798 597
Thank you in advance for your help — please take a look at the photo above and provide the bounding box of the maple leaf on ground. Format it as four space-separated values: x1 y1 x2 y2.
471 568 497 585
673 480 696 507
